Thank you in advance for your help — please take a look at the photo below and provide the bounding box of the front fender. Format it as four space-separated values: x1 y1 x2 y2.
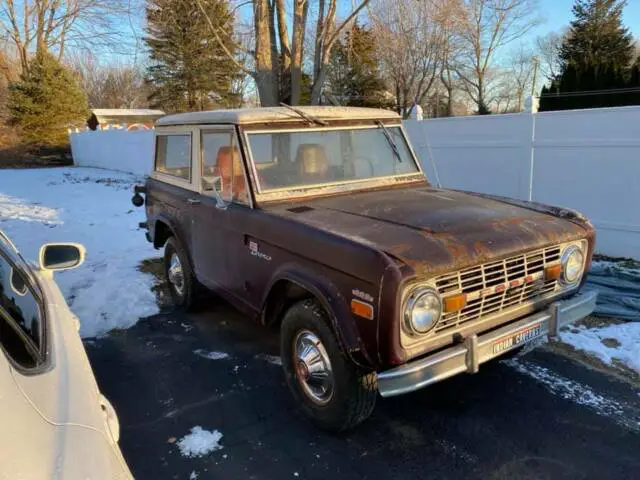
263 263 375 369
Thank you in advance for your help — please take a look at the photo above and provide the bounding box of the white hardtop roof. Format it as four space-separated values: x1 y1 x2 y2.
156 106 401 127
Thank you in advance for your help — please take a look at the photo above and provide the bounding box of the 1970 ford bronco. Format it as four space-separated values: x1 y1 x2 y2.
132 106 598 432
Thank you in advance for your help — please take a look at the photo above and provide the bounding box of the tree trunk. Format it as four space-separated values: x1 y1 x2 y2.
254 0 278 106
310 67 327 105
290 0 308 105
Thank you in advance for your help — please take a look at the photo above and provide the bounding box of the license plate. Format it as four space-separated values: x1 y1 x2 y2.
492 325 542 355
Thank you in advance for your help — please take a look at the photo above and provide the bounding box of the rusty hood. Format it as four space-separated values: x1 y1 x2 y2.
267 186 590 276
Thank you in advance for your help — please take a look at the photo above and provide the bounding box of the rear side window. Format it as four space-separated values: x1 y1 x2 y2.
0 252 44 369
155 134 191 181
201 131 248 204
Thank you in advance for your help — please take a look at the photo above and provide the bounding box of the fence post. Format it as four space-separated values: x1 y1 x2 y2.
525 96 539 202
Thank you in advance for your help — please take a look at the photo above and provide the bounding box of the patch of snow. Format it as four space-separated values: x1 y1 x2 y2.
0 168 158 337
255 353 282 366
189 471 198 480
506 359 639 432
560 322 640 373
194 349 229 360
177 426 224 458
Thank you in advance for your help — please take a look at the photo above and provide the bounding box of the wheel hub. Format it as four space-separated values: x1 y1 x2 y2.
167 253 185 296
293 330 334 405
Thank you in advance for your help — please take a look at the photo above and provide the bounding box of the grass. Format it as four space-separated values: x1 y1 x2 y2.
0 123 73 168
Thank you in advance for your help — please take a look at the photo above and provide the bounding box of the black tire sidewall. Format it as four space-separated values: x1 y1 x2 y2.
163 236 195 310
281 300 376 432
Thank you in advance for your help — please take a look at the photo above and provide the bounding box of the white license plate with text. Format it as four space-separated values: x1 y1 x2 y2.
492 325 543 355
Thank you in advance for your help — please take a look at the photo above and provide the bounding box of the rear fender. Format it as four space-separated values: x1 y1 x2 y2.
152 215 195 267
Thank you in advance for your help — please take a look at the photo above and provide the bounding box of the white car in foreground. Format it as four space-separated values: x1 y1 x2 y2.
0 230 132 479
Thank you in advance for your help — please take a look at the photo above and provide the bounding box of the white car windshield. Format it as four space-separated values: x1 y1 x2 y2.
247 125 420 191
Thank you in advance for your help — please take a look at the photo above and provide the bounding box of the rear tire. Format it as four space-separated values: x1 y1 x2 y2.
280 299 377 432
163 236 198 311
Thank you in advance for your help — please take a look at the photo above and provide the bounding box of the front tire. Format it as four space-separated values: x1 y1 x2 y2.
163 236 198 311
280 299 377 432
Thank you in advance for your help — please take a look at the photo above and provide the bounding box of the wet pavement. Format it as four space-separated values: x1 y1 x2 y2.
86 300 640 480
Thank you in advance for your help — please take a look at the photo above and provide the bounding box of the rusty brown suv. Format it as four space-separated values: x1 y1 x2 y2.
132 106 598 432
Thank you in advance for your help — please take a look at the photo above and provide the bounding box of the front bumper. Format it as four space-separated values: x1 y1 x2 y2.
377 290 598 398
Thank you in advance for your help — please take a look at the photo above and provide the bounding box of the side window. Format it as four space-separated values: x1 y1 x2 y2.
155 134 191 181
0 253 43 369
201 131 248 205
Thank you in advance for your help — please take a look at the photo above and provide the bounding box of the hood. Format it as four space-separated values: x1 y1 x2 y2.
267 186 589 276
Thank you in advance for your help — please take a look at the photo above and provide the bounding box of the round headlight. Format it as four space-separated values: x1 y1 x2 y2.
561 245 585 284
404 288 442 335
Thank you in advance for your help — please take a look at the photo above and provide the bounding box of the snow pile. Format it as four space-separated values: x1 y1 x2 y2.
177 426 224 458
0 168 158 337
560 322 640 373
193 350 229 360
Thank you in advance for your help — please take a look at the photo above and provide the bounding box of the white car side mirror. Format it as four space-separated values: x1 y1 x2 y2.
39 243 86 271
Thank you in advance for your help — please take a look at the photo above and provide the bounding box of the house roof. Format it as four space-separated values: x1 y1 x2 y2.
91 109 166 118
156 106 400 127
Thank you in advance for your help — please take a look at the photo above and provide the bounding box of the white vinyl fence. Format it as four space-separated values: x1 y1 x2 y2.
70 106 640 258
70 129 154 177
406 106 640 259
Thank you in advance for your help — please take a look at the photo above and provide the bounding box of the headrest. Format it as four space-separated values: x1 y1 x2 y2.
295 144 328 175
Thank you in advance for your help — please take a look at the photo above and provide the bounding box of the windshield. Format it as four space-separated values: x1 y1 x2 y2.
246 126 420 192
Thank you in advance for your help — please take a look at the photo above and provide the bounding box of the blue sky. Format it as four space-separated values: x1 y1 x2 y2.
530 0 640 39
120 0 640 64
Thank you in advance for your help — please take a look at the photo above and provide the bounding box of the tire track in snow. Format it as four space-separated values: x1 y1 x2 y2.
505 359 640 433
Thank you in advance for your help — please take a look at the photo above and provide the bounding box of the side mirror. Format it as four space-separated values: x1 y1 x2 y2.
39 243 86 271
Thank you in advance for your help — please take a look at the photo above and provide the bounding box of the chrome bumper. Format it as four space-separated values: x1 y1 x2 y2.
377 290 598 398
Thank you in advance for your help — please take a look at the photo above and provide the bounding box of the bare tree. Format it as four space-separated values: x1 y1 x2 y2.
371 0 457 118
69 51 148 109
0 0 134 73
196 0 369 106
506 44 535 111
456 0 539 114
536 30 564 81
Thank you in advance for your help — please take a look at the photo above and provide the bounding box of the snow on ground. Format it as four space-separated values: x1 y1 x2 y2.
0 167 158 337
505 359 639 432
255 353 283 366
560 322 640 373
177 426 224 458
193 350 230 360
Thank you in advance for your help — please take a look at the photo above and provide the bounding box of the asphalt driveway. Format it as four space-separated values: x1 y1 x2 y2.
86 300 640 480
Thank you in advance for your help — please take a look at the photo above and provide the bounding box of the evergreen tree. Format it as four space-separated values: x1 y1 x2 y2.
326 24 390 108
560 0 633 70
541 0 635 111
145 0 241 112
8 52 88 146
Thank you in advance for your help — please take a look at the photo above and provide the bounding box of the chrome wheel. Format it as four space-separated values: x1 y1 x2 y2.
167 253 185 296
293 330 334 405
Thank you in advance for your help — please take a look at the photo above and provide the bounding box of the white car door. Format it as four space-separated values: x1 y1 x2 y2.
0 238 131 479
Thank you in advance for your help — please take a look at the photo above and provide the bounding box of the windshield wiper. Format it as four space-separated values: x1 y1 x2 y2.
376 120 402 163
279 103 328 126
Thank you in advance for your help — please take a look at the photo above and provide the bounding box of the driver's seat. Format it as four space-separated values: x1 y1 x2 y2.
295 144 330 183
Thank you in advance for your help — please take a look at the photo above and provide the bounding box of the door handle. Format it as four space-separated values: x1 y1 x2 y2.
187 198 201 205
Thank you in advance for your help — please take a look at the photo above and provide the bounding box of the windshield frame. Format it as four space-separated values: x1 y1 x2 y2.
241 121 427 203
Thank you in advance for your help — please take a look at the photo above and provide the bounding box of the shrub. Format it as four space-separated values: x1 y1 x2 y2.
8 52 88 147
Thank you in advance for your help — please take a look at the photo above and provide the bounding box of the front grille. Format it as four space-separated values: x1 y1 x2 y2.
434 245 561 333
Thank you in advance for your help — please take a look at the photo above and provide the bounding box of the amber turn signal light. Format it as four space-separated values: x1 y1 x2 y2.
351 299 374 320
545 264 562 281
443 294 467 313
